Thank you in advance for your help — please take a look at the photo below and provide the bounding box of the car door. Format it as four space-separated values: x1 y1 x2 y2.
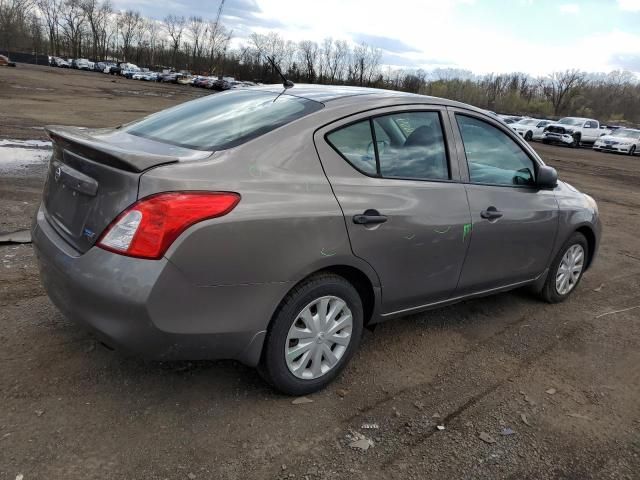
314 106 472 315
448 109 559 295
582 120 599 142
534 121 549 139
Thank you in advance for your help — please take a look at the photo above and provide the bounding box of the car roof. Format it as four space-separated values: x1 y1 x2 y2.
252 83 485 112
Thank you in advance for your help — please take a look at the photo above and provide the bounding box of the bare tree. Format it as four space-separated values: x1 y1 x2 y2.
541 69 586 115
117 9 141 61
298 39 318 82
144 18 159 66
1 0 34 52
59 0 85 57
324 38 348 83
35 0 61 55
80 0 110 60
164 14 185 67
187 15 205 69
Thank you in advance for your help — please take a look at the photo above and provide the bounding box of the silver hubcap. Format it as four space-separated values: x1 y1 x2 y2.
556 244 584 295
285 296 353 380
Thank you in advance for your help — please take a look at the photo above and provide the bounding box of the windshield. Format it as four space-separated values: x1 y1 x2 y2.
558 118 584 126
517 119 538 126
615 129 640 139
126 90 323 150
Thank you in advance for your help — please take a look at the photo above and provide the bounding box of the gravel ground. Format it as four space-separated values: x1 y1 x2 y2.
1 64 639 480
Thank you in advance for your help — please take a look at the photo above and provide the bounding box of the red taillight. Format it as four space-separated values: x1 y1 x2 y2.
97 192 240 259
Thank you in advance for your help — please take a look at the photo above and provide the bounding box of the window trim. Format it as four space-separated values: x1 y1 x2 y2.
448 108 546 190
324 109 454 184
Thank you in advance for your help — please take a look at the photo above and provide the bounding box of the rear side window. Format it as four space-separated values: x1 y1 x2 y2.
456 114 536 186
326 120 377 175
125 90 323 151
326 111 449 181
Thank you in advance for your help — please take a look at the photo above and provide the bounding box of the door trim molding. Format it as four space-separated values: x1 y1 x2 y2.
380 272 543 318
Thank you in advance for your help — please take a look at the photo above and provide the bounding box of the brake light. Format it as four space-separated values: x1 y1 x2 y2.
97 192 240 259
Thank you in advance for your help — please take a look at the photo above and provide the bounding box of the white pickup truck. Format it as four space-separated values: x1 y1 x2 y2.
542 117 609 147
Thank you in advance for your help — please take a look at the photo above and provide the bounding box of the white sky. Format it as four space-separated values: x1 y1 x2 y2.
114 0 640 75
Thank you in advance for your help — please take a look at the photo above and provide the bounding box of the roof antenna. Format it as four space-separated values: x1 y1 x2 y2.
266 55 294 89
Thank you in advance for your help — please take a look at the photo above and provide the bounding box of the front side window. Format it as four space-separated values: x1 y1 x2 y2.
456 114 536 186
326 111 449 181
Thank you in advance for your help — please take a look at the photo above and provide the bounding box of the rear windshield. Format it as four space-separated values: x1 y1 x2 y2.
125 90 323 150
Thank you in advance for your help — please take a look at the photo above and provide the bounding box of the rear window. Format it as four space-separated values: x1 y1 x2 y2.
125 90 323 150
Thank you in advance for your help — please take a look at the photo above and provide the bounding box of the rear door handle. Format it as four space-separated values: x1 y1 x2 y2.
480 206 503 220
353 209 388 225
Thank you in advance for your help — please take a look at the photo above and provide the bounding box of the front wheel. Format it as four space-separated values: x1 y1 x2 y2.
524 131 533 141
539 232 588 303
629 145 636 156
569 135 581 148
260 273 363 395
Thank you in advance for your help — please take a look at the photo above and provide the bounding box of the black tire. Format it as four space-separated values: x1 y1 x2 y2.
539 232 589 303
629 145 636 156
260 273 364 395
569 134 581 148
524 131 533 141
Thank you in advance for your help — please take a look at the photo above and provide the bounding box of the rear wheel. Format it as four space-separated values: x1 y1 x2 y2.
260 273 363 395
539 232 588 303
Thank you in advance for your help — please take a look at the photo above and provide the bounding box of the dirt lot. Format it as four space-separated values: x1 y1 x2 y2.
1 64 639 480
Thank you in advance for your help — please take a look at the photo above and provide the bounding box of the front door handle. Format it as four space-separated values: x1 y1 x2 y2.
480 206 503 220
353 209 388 225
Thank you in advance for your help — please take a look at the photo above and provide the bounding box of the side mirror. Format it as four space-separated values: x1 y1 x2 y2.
537 165 558 189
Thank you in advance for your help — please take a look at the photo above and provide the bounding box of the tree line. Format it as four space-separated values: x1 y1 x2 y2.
1 0 639 124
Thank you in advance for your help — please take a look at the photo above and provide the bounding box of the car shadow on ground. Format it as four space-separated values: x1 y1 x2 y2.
47 286 543 401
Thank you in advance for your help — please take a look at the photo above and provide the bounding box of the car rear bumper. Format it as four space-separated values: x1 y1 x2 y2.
32 204 289 365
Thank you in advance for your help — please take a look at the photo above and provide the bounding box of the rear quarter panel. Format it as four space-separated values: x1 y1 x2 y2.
138 111 378 288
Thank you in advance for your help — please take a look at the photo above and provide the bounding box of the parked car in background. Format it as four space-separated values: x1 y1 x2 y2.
593 128 640 155
511 118 553 141
52 57 71 68
121 67 142 79
33 86 601 394
158 72 183 83
96 62 116 73
0 54 16 67
542 117 605 147
132 71 159 81
498 114 524 125
106 64 120 75
210 78 232 91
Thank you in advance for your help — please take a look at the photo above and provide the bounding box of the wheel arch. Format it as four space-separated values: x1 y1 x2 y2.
272 262 380 329
575 225 596 270
245 262 380 368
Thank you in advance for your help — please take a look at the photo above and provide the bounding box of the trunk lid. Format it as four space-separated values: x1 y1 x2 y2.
42 126 212 253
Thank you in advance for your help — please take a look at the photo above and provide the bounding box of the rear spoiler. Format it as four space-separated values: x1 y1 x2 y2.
45 125 181 173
